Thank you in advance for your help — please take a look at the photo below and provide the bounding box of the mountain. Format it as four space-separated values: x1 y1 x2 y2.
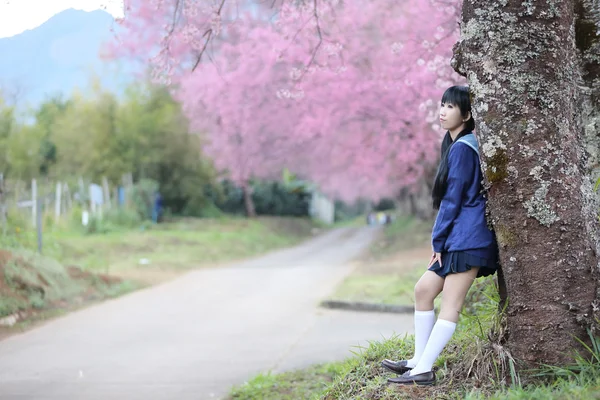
0 9 137 107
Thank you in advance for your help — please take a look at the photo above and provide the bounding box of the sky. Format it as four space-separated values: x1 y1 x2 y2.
0 0 123 38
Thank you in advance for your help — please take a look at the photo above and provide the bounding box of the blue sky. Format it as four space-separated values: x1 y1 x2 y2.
0 0 123 38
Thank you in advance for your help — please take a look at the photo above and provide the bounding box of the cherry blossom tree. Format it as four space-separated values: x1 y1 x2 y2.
269 1 462 200
110 0 462 212
175 17 302 216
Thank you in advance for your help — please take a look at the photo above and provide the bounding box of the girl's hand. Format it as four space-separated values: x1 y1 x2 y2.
427 252 436 268
428 252 443 268
434 252 443 268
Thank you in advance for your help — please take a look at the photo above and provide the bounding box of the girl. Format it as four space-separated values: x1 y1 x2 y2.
381 85 498 385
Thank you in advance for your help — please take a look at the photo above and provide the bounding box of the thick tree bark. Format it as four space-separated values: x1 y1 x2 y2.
452 1 600 368
242 181 256 218
578 1 600 182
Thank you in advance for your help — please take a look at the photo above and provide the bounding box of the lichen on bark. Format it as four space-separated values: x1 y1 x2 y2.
523 183 560 226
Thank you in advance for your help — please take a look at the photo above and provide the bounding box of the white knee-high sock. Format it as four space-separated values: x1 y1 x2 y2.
410 319 456 375
405 310 435 368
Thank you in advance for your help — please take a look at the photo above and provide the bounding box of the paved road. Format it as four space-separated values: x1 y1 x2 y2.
0 227 413 400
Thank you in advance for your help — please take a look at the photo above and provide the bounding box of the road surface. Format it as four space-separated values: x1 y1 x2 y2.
0 227 413 400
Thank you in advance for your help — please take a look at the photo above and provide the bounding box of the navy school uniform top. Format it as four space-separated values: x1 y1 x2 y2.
431 132 498 261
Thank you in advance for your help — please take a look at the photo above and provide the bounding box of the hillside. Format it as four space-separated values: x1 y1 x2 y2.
0 8 136 106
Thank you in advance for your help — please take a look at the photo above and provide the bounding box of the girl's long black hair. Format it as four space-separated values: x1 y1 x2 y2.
432 86 476 209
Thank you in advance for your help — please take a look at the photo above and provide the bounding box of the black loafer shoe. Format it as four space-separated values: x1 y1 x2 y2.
388 370 436 386
381 359 412 374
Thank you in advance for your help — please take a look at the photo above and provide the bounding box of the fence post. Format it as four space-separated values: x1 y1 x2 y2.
55 181 62 220
102 176 111 210
122 173 134 208
63 183 72 212
78 177 85 205
113 187 119 208
89 184 96 215
31 179 37 228
36 193 43 254
0 173 5 236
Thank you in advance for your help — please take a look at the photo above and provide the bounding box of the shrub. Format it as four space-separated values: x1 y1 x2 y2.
213 180 310 217
131 179 159 220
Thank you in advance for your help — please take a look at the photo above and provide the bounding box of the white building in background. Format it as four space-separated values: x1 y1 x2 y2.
309 191 335 225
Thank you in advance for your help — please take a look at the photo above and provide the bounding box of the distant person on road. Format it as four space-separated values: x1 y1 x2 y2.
381 85 499 386
367 212 375 225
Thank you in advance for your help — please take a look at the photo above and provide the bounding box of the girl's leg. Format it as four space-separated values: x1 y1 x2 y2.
414 271 445 311
405 271 445 367
410 267 479 375
438 267 479 323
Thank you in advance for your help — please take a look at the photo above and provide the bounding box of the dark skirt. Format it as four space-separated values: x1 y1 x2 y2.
428 251 497 278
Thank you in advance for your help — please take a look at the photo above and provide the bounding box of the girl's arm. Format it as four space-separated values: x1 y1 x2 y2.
431 144 477 253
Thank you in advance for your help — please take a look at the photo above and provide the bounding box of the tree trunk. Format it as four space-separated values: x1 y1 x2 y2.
242 181 256 218
578 1 600 184
408 193 417 217
452 0 600 368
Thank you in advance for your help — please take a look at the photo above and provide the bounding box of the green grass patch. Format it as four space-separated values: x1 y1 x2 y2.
42 216 318 274
368 216 432 260
331 215 433 306
228 334 418 400
229 363 348 400
331 267 423 306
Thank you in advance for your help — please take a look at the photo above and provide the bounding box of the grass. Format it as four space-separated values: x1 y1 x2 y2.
45 216 318 276
229 363 348 400
331 215 433 306
0 215 321 333
321 275 506 400
366 215 432 260
331 267 424 306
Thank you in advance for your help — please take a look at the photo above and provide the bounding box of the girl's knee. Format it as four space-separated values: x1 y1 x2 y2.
414 280 436 302
439 298 465 322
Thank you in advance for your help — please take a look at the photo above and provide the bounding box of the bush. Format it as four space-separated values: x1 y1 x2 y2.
213 180 245 215
373 198 396 212
213 180 310 217
196 201 224 218
252 181 310 217
131 179 159 220
0 209 37 249
82 214 111 234
334 199 369 222
103 207 142 228
81 207 143 235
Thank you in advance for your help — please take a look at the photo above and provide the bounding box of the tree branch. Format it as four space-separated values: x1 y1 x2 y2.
191 0 227 72
192 29 214 71
306 0 323 71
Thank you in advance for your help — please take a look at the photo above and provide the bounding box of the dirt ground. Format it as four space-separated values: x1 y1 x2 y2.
0 249 126 340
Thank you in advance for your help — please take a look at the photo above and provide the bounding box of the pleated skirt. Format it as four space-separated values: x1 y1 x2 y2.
428 251 497 278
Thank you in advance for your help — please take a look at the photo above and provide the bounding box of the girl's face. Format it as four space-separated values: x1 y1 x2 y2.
439 102 468 132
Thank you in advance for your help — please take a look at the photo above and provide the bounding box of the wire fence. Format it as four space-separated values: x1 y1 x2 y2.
0 173 134 253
